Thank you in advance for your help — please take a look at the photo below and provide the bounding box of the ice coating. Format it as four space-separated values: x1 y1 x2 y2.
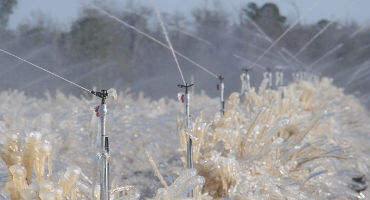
0 77 369 199
108 88 118 101
154 169 206 199
183 77 370 199
0 133 87 199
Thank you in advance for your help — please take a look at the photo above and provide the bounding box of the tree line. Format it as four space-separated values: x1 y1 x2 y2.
0 0 369 98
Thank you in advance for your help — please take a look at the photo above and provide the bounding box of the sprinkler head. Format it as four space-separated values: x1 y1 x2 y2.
91 90 109 99
91 89 109 104
177 83 194 88
242 67 252 73
177 83 194 94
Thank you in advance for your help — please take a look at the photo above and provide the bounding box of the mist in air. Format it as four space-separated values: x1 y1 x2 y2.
0 1 369 107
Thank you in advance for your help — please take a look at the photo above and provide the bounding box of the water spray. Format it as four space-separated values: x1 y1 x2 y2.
91 4 218 79
349 21 370 38
309 24 370 71
295 20 335 58
92 4 229 127
242 13 304 66
0 48 112 200
250 20 300 69
170 26 213 46
0 49 91 93
244 15 273 43
278 51 292 64
245 1 321 70
150 1 195 196
308 43 344 68
233 54 267 71
281 48 306 67
167 16 288 64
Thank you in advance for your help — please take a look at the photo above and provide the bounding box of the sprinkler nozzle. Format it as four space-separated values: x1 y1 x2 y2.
91 89 109 104
177 83 194 88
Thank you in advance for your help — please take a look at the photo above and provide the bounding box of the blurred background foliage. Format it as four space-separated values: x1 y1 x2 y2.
0 0 369 104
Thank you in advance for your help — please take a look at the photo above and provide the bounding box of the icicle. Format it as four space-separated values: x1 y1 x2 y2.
58 166 81 199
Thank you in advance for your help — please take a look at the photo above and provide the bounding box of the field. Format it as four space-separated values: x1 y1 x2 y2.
0 76 369 199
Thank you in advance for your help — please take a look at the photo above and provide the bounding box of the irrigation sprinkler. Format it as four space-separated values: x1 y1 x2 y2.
0 48 112 200
217 75 225 116
177 83 195 168
241 67 252 95
268 68 273 89
93 4 226 114
150 2 197 196
177 83 195 197
275 66 284 87
262 68 273 89
91 90 110 200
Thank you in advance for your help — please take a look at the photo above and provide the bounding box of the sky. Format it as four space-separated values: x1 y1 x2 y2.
8 0 370 29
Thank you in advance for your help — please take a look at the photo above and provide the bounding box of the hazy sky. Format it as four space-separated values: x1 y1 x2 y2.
8 0 370 29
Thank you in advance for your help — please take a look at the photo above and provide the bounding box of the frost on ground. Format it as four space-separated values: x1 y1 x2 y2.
0 77 369 199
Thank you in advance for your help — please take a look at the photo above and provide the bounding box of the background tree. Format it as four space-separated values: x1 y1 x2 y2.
0 0 17 29
241 2 286 38
0 0 18 41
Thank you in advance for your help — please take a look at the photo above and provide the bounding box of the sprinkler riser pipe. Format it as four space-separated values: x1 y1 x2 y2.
185 90 192 169
246 73 251 91
268 71 273 89
177 83 194 197
99 104 109 200
183 84 194 197
241 70 251 95
220 79 225 116
104 136 110 200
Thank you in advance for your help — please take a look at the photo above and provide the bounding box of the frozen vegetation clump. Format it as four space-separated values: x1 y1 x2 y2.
0 132 81 199
0 77 369 199
178 77 370 199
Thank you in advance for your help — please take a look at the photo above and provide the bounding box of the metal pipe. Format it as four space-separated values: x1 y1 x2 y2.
178 83 194 197
184 84 193 169
104 137 110 200
218 76 225 116
93 89 110 200
100 103 109 200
